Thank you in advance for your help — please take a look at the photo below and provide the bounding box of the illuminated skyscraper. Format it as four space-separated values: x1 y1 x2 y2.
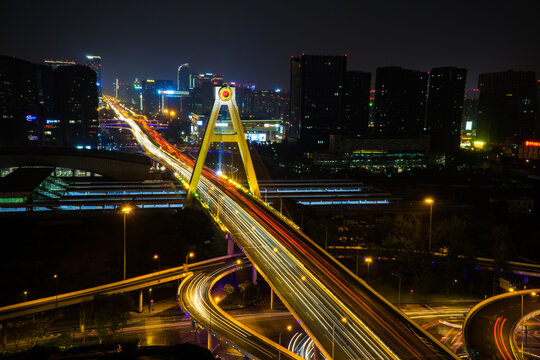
343 71 371 137
426 67 467 154
43 59 76 70
374 66 428 137
85 55 102 97
477 70 537 143
177 63 190 91
0 56 44 146
289 54 347 151
53 65 99 148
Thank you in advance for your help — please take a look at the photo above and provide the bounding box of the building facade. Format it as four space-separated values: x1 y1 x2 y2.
426 67 467 154
477 70 537 144
374 66 428 137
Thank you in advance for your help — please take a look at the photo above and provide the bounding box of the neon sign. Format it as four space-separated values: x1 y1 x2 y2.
525 141 540 147
26 115 36 122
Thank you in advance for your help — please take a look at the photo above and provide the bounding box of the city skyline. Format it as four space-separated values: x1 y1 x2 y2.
1 0 539 92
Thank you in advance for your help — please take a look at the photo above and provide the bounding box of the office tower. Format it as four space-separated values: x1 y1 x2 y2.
426 67 467 153
289 54 347 151
190 73 224 115
177 63 190 91
43 59 76 70
0 56 44 147
235 84 255 118
343 71 371 137
85 55 102 97
477 70 537 143
53 65 99 148
141 79 174 116
374 66 428 137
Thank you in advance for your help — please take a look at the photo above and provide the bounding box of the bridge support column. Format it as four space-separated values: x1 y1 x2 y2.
138 290 143 313
270 288 274 310
207 331 212 351
186 86 260 207
227 236 234 255
251 265 257 285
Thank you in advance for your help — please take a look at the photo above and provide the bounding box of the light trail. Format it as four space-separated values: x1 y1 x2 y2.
104 95 461 360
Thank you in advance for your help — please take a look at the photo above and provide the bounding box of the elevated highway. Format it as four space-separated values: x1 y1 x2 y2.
0 255 240 322
105 95 460 360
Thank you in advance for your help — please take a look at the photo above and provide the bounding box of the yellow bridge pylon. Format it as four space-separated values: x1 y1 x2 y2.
185 85 261 206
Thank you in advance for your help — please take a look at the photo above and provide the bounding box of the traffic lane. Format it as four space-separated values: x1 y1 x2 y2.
465 294 540 360
178 265 301 360
226 184 457 360
218 189 399 359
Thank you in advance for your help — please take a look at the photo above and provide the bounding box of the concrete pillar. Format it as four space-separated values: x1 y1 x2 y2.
251 265 257 285
227 236 235 255
207 331 212 351
270 288 274 310
138 290 144 313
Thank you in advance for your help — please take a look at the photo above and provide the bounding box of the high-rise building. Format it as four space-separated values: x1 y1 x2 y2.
477 70 537 143
426 67 467 153
190 73 224 115
0 56 44 147
289 54 347 151
343 71 371 137
85 55 102 97
43 59 76 70
141 79 174 117
53 65 99 148
374 66 428 137
177 63 190 91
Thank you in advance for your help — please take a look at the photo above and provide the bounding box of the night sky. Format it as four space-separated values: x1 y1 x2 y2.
1 0 538 92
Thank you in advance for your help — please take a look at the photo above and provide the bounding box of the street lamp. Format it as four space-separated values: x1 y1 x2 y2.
23 290 28 302
332 316 348 359
153 254 160 274
121 206 132 280
425 198 434 253
53 274 58 307
278 325 293 360
364 257 373 277
186 252 195 267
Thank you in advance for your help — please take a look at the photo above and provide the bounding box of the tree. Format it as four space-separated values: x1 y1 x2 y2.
383 215 424 251
92 294 134 343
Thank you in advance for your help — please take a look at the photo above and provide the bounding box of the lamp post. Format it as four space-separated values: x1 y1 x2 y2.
121 206 132 280
424 198 434 253
23 290 28 302
186 252 195 267
364 257 373 278
153 254 160 274
53 274 58 307
278 325 293 360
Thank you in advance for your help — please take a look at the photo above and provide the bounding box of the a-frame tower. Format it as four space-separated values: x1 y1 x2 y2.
185 85 260 205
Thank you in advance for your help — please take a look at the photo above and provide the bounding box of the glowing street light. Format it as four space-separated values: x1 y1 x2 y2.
53 274 58 307
425 198 434 253
153 254 160 274
364 257 373 276
332 316 349 359
121 206 132 280
186 252 195 267
23 290 28 302
278 325 293 360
